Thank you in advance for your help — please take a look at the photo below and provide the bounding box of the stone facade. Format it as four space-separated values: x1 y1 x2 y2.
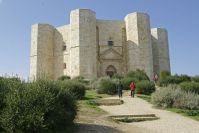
30 9 170 81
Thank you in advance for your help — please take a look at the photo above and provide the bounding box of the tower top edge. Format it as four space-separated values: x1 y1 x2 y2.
151 27 167 31
32 23 54 27
71 8 96 14
124 12 149 20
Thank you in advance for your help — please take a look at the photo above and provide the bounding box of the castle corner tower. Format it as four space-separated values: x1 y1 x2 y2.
125 12 154 79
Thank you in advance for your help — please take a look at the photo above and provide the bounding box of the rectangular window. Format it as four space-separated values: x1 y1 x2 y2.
64 63 66 69
63 45 67 51
108 41 114 46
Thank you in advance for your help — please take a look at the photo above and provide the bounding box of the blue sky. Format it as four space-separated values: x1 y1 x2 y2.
0 0 199 79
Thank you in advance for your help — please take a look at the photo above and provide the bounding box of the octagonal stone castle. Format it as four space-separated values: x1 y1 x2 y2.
30 9 170 81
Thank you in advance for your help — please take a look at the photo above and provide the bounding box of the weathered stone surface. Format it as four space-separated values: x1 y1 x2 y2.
151 28 170 75
30 24 54 80
125 13 154 79
30 9 170 80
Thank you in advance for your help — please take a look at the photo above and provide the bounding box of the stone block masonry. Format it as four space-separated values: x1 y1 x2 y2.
30 9 170 81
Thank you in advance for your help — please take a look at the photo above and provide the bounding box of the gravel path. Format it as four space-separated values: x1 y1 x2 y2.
100 96 199 133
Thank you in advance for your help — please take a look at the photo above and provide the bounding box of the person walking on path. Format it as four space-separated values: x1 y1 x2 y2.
117 81 123 99
153 73 159 85
130 82 136 98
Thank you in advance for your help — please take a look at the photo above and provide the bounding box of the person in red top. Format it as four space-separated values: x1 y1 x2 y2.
130 82 136 98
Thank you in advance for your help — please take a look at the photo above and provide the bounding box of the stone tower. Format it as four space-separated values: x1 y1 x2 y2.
29 9 170 81
125 13 154 79
30 24 54 80
151 28 170 75
70 9 97 79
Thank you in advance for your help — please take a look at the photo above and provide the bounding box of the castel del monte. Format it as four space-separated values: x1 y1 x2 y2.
30 9 170 81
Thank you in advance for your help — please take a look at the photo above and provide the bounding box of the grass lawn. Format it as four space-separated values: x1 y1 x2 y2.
136 94 151 102
77 90 109 112
76 89 124 125
166 108 199 121
137 94 199 122
75 90 111 124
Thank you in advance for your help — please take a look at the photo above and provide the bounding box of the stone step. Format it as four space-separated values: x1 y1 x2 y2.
110 114 159 123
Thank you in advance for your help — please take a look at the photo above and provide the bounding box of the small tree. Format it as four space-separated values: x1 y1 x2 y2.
192 76 199 82
135 81 155 95
96 77 117 95
58 75 71 80
125 69 149 81
160 71 171 79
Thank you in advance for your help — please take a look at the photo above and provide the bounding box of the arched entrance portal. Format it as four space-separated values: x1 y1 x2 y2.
106 65 117 77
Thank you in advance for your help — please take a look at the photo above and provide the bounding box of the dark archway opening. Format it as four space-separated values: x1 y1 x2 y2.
106 65 117 78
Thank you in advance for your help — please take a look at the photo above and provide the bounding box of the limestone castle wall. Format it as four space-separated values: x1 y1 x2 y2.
125 13 154 79
54 25 70 79
30 9 171 80
96 20 125 76
30 24 54 80
151 28 170 74
30 25 38 81
70 9 97 79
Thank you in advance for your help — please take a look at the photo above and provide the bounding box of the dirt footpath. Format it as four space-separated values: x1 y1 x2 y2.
76 104 146 133
100 96 199 133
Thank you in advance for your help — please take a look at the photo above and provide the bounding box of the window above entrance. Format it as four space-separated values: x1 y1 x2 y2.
108 40 114 46
108 37 114 47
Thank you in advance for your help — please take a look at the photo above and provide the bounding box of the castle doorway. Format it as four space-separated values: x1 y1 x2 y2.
106 65 117 77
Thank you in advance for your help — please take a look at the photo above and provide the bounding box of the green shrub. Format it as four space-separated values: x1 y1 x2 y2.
0 78 10 109
151 87 182 108
121 77 137 90
72 76 90 86
135 81 155 95
33 80 77 132
169 74 191 85
112 74 123 79
125 70 149 81
160 71 171 79
58 80 86 100
1 81 53 132
72 76 85 82
58 75 71 80
0 77 22 113
0 79 77 133
180 82 199 94
0 77 22 130
90 78 98 90
151 87 199 110
156 71 170 86
157 78 166 86
183 110 199 116
96 77 116 95
165 76 181 85
158 74 191 86
192 76 199 82
176 92 199 110
179 75 191 82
